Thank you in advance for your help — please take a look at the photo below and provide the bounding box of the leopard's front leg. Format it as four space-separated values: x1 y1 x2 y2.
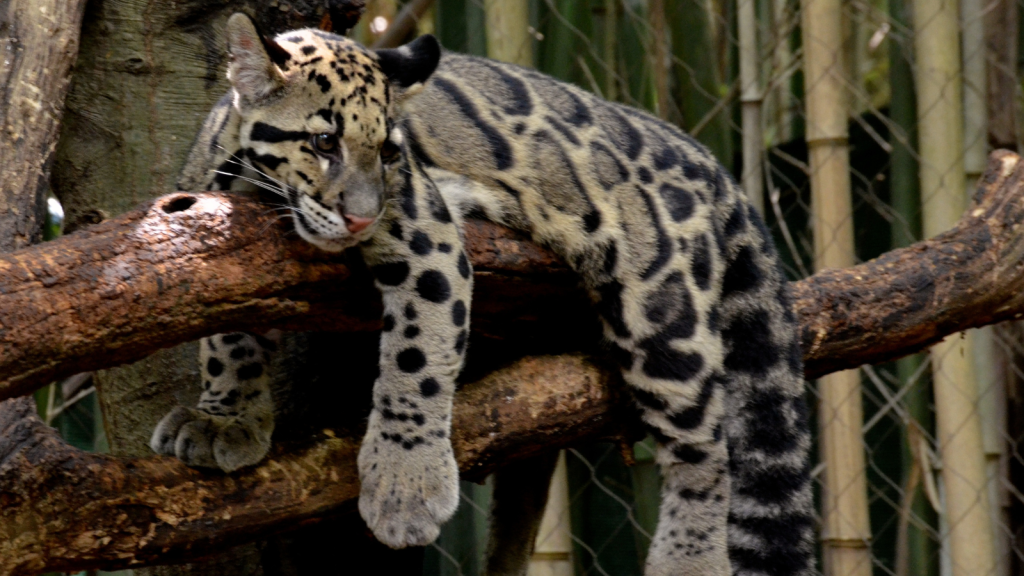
357 168 472 548
150 331 277 471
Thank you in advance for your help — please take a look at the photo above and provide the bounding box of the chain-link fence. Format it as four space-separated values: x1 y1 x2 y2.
34 0 1024 574
384 0 1024 574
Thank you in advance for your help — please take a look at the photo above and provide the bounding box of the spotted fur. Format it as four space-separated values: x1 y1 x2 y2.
153 13 813 575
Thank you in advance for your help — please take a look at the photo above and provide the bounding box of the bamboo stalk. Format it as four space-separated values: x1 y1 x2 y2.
738 0 764 214
983 0 1018 569
603 0 618 101
962 0 987 190
984 0 1019 151
648 0 671 120
801 0 872 572
912 0 998 573
973 327 1009 576
666 0 733 164
484 0 532 67
888 0 937 572
768 0 796 143
962 0 1006 571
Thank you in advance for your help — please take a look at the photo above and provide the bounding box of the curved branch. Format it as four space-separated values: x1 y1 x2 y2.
3 152 1024 403
0 355 624 575
0 151 1023 574
792 150 1024 373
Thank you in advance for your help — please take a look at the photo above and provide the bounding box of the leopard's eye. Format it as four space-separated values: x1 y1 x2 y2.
380 140 401 164
313 133 339 154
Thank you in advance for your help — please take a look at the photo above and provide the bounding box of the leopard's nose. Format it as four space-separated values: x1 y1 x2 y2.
344 214 374 233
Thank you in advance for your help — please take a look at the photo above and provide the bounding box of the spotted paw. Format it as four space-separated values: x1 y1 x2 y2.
356 412 460 548
150 405 273 472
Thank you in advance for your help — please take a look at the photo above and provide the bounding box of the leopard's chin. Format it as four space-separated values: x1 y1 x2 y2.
293 220 353 253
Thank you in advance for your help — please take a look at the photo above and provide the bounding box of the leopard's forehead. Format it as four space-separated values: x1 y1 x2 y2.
262 28 391 144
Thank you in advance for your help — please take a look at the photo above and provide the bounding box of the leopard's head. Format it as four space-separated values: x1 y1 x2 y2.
224 13 440 252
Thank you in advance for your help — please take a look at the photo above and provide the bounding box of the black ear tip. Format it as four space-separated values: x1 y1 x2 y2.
415 34 441 58
376 34 443 88
411 34 441 77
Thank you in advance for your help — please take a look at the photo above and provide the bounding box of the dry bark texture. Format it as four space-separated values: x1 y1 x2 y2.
0 192 579 402
0 355 620 575
2 151 1024 573
0 0 88 250
4 151 1024 402
792 150 1024 374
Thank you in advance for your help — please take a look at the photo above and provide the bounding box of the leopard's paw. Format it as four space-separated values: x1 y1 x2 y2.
150 406 273 472
356 417 459 548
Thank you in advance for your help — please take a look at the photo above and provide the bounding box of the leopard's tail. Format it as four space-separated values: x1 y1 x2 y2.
715 185 815 576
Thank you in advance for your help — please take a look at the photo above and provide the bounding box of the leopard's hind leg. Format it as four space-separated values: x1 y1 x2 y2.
613 295 733 576
565 230 732 574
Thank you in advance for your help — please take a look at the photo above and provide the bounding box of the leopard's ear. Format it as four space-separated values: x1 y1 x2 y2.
376 34 441 97
226 13 288 103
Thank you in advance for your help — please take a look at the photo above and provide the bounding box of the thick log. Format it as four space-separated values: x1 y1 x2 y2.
3 152 1024 402
2 152 1024 575
0 354 623 575
792 149 1024 374
0 192 580 402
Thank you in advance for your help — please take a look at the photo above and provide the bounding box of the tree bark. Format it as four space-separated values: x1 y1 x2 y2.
4 151 1024 402
0 354 623 575
3 151 1024 574
0 0 88 250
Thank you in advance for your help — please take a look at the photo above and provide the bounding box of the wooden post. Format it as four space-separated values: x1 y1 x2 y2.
529 452 573 576
800 0 872 573
913 0 998 573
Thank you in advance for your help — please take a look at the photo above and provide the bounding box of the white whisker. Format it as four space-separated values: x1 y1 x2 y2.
211 171 290 199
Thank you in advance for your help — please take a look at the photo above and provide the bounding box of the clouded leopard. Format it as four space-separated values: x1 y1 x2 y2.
150 13 813 576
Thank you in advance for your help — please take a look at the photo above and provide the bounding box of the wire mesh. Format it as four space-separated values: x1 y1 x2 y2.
414 0 1024 574
37 0 1024 574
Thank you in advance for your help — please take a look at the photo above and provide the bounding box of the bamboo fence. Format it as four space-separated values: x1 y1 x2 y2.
801 0 873 574
38 0 1024 574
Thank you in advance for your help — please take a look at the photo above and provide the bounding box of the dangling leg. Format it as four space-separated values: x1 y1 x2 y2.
622 362 732 576
151 332 277 471
356 162 473 548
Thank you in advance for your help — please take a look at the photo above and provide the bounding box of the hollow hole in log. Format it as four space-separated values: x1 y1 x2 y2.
163 196 197 213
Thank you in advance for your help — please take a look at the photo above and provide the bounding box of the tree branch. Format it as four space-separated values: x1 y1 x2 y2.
0 355 625 575
3 149 1024 573
3 151 1024 403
